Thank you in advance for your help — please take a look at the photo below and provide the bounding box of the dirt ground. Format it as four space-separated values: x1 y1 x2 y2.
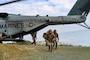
0 44 90 60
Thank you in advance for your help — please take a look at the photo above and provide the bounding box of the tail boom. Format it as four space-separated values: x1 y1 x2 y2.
46 15 86 25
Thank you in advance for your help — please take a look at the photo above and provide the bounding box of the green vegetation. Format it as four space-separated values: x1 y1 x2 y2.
0 43 90 60
15 41 32 45
59 43 84 47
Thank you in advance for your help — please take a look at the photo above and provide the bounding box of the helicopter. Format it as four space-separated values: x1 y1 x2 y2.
0 0 90 44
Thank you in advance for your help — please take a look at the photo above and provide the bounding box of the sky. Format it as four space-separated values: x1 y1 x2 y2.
0 0 90 46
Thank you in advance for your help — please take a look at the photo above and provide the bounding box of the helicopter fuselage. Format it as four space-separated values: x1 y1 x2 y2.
0 14 86 37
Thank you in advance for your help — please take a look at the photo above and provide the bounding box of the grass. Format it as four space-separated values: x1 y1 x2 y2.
0 43 36 60
0 43 90 60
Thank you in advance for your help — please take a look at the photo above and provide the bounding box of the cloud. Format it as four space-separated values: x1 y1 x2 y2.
49 0 76 9
0 0 77 16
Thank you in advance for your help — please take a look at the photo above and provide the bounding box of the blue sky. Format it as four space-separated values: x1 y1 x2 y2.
0 0 90 46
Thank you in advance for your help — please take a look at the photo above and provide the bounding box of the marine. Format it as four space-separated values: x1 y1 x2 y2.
30 32 37 45
43 29 59 51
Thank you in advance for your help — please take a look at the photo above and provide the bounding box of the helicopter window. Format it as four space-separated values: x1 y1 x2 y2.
0 13 8 18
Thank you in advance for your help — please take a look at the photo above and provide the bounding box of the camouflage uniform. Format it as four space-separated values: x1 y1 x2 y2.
53 29 59 49
44 30 56 46
53 29 59 42
30 32 37 45
43 33 48 46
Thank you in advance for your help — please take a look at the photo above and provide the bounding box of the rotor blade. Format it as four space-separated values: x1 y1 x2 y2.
0 0 24 6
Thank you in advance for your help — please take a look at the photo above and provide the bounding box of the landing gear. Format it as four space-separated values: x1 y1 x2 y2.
77 22 90 30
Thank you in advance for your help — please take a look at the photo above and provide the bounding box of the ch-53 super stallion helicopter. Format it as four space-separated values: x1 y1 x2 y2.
0 0 90 44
